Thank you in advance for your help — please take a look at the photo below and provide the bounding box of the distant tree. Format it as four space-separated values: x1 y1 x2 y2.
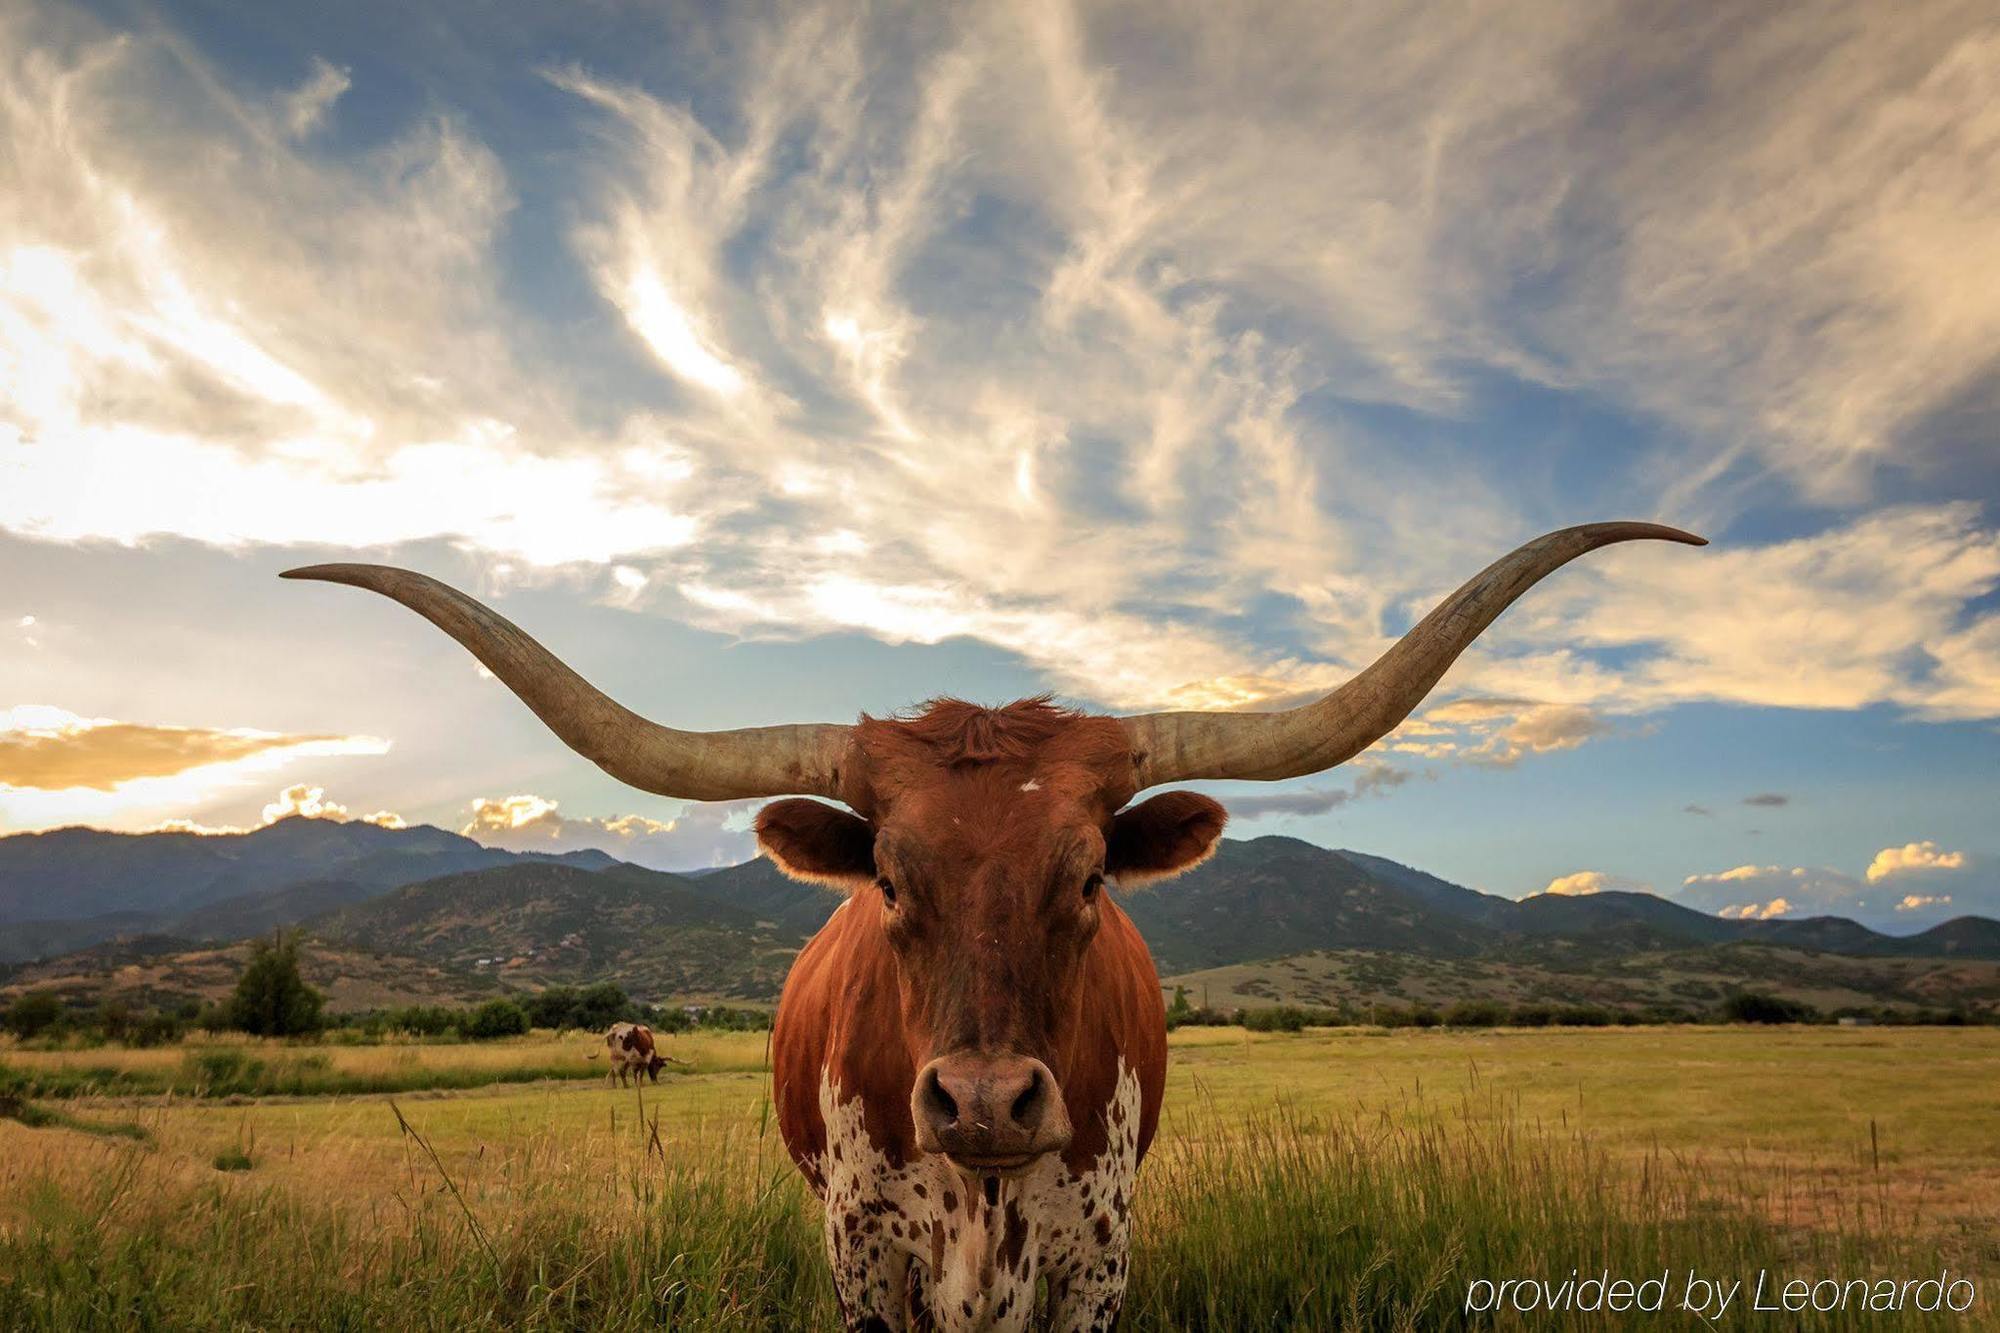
697 1005 772 1032
646 1005 694 1034
573 982 634 1030
130 1011 185 1048
524 985 581 1031
379 1005 457 1037
227 932 325 1037
5 991 63 1040
461 998 529 1040
1167 985 1191 1025
1443 1000 1506 1028
1720 991 1815 1025
94 1000 134 1043
1241 1005 1341 1033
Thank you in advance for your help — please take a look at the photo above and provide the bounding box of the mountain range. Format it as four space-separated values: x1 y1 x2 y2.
0 818 616 963
1 820 1995 1014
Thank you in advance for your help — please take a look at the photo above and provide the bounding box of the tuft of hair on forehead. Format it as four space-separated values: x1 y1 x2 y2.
864 696 1099 768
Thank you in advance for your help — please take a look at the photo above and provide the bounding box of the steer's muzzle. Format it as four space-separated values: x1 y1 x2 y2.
913 1052 1072 1174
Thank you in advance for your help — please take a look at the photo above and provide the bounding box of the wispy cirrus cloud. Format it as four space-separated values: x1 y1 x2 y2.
1221 764 1413 821
1511 503 2000 722
280 57 350 140
1386 697 1617 768
0 0 1996 744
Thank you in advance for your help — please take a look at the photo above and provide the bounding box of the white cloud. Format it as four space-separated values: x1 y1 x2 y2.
152 783 406 835
1866 840 1968 883
1680 864 1850 918
1685 864 1782 886
461 793 761 870
1542 871 1604 897
1533 869 1651 898
261 782 405 829
1680 846 1982 924
282 58 351 140
618 267 748 397
149 780 406 832
1718 897 1793 921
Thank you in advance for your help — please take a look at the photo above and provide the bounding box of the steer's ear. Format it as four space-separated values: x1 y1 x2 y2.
756 798 876 890
1107 791 1227 888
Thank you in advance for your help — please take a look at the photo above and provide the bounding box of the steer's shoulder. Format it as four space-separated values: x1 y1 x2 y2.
772 892 917 1187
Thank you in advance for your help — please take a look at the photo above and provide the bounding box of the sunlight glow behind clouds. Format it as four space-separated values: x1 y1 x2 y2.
0 707 389 831
0 427 700 564
152 783 405 835
620 268 747 397
0 0 1997 755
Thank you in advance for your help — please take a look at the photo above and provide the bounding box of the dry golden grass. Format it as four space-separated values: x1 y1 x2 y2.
1 1025 1994 1328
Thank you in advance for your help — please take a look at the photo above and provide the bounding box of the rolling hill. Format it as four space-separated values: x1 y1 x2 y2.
0 817 618 963
308 861 808 1000
1 826 1993 1013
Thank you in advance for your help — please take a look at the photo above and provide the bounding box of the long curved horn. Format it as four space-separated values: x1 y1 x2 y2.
1119 522 1704 788
280 565 852 801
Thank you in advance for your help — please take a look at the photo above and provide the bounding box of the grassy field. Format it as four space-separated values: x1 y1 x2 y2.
0 1029 762 1100
1 1026 1994 1328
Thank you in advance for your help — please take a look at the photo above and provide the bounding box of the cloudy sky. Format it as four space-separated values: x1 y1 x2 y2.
2 0 1996 930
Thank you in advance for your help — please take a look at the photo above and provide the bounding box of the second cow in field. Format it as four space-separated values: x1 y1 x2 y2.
604 1021 668 1087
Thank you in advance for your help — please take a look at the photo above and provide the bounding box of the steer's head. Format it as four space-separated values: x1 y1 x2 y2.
283 522 1702 1174
753 699 1226 1171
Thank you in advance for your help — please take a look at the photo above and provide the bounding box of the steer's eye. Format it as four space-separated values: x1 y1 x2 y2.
1081 872 1104 903
875 875 897 906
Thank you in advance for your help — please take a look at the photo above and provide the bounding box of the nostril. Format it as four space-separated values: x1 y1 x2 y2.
919 1067 959 1126
1010 1068 1044 1127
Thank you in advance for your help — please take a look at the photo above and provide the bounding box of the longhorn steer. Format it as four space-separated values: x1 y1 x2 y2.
605 1021 666 1087
284 521 1702 1331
